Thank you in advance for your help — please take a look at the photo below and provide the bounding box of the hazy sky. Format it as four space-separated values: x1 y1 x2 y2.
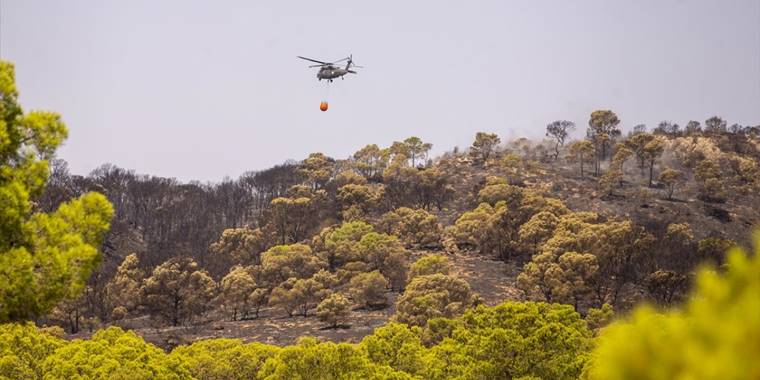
1 1 759 181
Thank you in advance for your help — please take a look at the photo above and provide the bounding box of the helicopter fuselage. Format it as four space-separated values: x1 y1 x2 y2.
317 66 349 81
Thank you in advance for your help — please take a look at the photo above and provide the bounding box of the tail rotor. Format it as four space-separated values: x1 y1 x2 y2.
345 54 363 73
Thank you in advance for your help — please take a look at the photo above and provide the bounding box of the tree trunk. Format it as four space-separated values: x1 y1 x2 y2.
172 296 180 326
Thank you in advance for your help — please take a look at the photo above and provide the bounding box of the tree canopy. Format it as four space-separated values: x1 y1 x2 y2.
0 61 114 322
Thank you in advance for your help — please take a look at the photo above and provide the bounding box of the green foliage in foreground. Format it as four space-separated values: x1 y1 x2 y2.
583 234 760 380
0 301 590 380
4 234 759 379
0 61 114 322
0 323 63 379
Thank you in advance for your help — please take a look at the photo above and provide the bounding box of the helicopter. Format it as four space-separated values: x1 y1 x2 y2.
297 55 362 82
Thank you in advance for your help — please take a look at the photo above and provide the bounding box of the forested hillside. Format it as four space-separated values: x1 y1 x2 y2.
2 58 760 379
35 111 760 337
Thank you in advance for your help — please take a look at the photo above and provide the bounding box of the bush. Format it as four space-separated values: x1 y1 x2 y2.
258 337 410 380
169 338 278 380
349 271 389 309
111 306 128 321
424 302 592 379
394 273 479 326
41 327 190 379
408 254 450 280
379 207 441 248
317 293 351 328
0 322 64 379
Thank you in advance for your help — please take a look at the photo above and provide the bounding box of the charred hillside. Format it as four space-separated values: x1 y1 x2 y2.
37 114 760 344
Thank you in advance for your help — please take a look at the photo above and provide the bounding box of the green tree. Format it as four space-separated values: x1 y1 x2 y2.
0 61 114 322
248 288 268 319
477 176 523 206
260 243 325 286
394 273 478 326
500 153 523 182
105 253 144 317
379 207 441 248
403 136 432 167
643 136 665 186
408 254 450 280
660 223 696 272
388 141 412 164
219 266 258 321
470 132 501 164
0 322 64 379
360 323 426 376
610 144 634 186
269 277 328 317
697 237 735 266
518 251 599 308
518 213 652 307
417 166 455 211
695 159 725 202
141 257 217 326
546 120 576 161
168 339 279 380
568 140 595 177
268 278 300 317
624 132 654 175
315 221 374 270
518 211 560 252
208 227 268 273
645 269 688 305
586 303 615 331
336 183 384 217
451 190 569 261
258 337 409 380
41 327 190 379
352 144 387 180
332 170 367 188
424 302 592 380
334 261 371 285
317 293 351 328
587 110 621 175
598 167 623 196
269 195 314 245
300 152 334 190
584 234 760 380
311 268 339 291
358 232 409 290
448 202 497 254
349 271 389 309
658 168 684 200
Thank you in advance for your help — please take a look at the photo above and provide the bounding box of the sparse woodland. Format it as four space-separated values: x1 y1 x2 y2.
2 59 760 379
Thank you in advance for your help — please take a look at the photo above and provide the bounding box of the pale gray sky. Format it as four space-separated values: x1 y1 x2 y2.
1 0 759 181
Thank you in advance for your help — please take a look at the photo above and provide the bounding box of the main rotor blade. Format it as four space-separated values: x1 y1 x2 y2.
297 56 329 65
309 64 330 68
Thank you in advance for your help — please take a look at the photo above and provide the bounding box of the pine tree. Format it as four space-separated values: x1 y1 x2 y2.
0 61 114 322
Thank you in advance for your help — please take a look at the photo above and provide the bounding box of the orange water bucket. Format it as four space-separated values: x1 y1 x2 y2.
319 101 328 112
